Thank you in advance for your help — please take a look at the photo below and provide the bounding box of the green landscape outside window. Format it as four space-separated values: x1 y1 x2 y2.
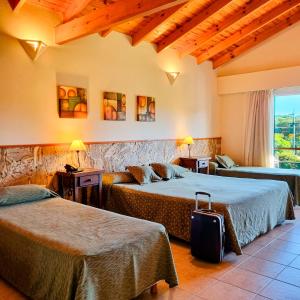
274 94 300 169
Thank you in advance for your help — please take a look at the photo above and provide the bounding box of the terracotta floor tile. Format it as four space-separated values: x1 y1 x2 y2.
253 295 269 300
251 235 274 247
259 279 300 300
254 246 297 265
288 225 300 235
179 274 219 296
219 268 271 293
290 256 300 269
222 252 251 266
270 239 300 255
136 285 203 300
176 256 235 280
171 239 190 251
265 227 287 239
278 232 300 244
0 280 26 300
276 266 300 287
271 223 296 235
238 256 285 278
242 243 264 256
200 281 256 300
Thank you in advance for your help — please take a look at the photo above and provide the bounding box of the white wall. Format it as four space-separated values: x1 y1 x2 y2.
218 66 300 165
0 0 220 145
219 93 248 164
216 19 300 165
218 66 300 95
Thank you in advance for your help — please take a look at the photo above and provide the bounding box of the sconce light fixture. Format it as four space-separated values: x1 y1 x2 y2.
166 71 180 85
18 39 47 61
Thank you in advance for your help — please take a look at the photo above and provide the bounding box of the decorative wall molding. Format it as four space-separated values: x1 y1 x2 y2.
0 137 221 148
0 138 221 188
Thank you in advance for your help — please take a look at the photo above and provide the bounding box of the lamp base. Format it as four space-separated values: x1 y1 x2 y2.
76 151 84 172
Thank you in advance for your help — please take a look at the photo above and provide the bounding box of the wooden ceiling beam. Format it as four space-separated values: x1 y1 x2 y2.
55 0 189 45
196 0 300 64
7 0 26 12
132 2 187 46
213 8 300 68
100 28 113 38
179 0 271 57
63 0 94 22
156 0 233 53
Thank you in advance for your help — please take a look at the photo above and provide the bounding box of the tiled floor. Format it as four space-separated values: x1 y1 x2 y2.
1 207 300 300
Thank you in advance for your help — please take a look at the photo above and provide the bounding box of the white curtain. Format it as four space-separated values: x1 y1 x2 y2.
244 90 273 167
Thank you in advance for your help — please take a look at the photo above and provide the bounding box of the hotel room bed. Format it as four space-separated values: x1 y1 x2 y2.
214 166 300 205
104 172 295 255
0 195 178 300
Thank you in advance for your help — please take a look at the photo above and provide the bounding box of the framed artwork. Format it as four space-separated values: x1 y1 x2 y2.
103 91 126 121
57 85 87 118
137 96 155 122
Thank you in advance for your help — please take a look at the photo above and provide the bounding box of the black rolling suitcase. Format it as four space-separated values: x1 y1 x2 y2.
191 191 225 263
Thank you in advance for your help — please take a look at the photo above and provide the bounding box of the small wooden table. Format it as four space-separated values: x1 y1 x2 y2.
57 168 103 208
180 156 211 174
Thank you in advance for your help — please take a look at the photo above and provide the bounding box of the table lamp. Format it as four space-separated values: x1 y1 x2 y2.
70 139 86 171
183 136 194 158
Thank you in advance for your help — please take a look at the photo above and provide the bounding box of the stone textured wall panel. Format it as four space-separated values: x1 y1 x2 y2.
0 138 221 187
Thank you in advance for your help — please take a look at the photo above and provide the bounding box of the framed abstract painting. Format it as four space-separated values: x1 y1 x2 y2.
103 91 126 121
57 86 87 118
137 96 155 122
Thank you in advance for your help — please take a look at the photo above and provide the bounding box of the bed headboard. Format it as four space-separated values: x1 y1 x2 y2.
0 138 221 187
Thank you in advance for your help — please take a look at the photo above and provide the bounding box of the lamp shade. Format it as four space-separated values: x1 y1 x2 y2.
183 136 194 145
70 140 86 151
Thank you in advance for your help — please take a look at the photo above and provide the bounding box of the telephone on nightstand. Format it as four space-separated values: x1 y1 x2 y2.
64 164 80 173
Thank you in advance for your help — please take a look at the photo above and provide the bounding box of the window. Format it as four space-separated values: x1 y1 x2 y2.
274 94 300 169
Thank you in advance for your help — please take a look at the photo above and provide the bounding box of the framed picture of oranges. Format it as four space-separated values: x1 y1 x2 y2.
57 86 87 118
103 91 126 121
137 96 155 122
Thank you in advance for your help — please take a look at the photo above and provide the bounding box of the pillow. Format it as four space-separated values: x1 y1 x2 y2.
126 166 161 185
150 163 188 180
215 155 237 169
102 172 135 185
0 184 52 206
172 164 189 176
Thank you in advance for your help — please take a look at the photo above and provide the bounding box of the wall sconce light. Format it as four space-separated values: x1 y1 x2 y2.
166 71 180 85
18 39 47 61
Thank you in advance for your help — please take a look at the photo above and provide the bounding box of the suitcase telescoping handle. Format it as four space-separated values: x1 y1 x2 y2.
195 191 212 211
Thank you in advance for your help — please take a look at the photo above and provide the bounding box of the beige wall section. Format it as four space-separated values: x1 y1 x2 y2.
216 21 300 76
219 93 248 165
216 19 300 165
218 65 300 95
0 0 219 145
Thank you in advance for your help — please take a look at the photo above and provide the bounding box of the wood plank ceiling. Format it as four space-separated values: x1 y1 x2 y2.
9 0 300 68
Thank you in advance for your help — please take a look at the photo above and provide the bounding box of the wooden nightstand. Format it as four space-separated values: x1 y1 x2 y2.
57 168 103 208
180 157 211 174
